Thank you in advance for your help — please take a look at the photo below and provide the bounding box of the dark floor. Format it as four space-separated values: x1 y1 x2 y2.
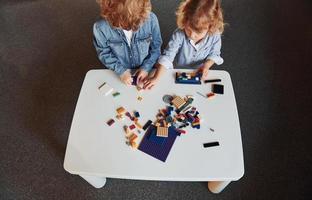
1 0 312 199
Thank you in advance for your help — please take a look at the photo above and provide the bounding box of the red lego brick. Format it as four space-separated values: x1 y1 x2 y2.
129 124 136 130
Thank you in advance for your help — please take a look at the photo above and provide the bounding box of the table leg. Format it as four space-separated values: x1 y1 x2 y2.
79 174 106 188
207 181 231 193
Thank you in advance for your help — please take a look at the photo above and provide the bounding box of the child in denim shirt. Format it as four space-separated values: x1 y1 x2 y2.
93 0 162 86
144 0 224 89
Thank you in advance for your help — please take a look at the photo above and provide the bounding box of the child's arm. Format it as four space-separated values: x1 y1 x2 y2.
137 13 163 83
197 34 223 79
197 59 215 80
93 23 132 84
143 29 183 89
143 63 166 89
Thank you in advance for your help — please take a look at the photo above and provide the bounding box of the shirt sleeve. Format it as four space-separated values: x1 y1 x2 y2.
140 13 163 72
158 29 183 69
93 23 128 76
205 34 224 65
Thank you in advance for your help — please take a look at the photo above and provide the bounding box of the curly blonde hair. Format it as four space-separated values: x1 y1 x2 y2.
176 0 224 34
97 0 151 31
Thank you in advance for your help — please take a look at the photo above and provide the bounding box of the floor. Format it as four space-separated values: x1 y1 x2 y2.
0 0 311 199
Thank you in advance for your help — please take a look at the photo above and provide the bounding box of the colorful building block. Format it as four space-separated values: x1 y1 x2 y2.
112 92 120 97
106 119 115 126
207 92 215 99
134 111 140 118
135 121 143 129
116 107 126 115
156 126 168 137
171 96 186 109
212 84 224 94
143 120 152 130
128 133 138 143
129 124 136 130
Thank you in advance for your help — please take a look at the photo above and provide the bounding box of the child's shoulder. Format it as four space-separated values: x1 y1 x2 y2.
93 18 110 30
171 28 186 40
146 11 159 23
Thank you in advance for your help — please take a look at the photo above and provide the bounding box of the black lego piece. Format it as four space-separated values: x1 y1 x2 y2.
212 84 224 94
203 141 220 148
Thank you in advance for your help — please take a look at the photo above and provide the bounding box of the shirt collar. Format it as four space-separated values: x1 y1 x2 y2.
187 34 209 50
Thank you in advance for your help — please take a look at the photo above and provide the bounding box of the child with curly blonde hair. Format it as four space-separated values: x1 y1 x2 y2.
93 0 162 86
144 0 224 89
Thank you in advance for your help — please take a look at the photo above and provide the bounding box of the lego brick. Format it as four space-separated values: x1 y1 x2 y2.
165 116 173 123
129 124 136 130
172 96 186 109
112 92 120 97
98 82 114 96
135 121 143 129
212 84 224 94
116 107 126 115
176 129 186 134
130 141 138 148
204 79 221 83
132 75 138 86
162 95 173 104
203 141 219 148
124 125 131 136
128 133 138 143
143 120 152 130
207 92 215 99
138 126 179 162
134 111 140 118
175 72 202 85
125 112 135 121
157 126 168 137
147 126 166 145
106 119 115 126
116 114 125 120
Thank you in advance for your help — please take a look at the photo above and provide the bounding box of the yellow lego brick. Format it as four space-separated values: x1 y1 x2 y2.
116 107 126 115
172 96 186 109
156 126 168 137
135 121 143 129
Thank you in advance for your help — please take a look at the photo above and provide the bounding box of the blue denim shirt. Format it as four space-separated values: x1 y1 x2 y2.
93 12 162 76
158 29 223 69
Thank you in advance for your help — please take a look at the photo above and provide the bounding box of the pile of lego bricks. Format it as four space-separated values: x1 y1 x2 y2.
153 95 201 136
107 106 144 148
138 95 202 162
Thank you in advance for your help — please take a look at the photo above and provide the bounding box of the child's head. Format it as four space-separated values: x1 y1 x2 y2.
97 0 151 31
176 0 224 40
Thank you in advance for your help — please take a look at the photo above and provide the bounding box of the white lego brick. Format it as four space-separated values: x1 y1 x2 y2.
98 82 114 96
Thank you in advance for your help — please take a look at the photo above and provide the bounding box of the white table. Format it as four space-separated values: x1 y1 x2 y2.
63 69 244 193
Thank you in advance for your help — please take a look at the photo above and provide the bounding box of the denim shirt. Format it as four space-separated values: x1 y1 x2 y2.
158 29 223 69
93 12 162 76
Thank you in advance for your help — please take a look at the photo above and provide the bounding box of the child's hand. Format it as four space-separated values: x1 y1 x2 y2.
143 77 158 90
120 70 133 86
196 65 209 80
135 69 148 85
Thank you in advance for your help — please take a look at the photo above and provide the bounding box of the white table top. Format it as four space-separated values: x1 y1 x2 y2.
64 69 244 181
